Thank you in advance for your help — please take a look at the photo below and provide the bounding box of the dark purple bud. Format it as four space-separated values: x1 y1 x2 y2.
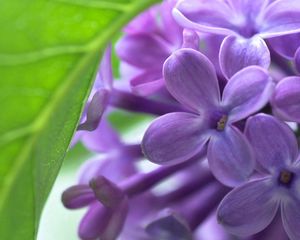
61 185 94 209
89 176 125 208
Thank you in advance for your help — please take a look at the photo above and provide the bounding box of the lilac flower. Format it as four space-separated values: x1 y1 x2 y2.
271 76 300 123
78 120 141 183
142 48 274 186
116 0 201 96
174 0 300 79
217 114 300 240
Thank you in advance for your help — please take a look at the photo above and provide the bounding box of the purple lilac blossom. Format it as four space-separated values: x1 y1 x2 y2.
142 48 274 187
62 0 300 239
116 0 183 96
117 0 224 97
174 0 300 79
218 114 300 240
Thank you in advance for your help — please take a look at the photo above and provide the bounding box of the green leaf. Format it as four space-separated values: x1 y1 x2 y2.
0 0 159 239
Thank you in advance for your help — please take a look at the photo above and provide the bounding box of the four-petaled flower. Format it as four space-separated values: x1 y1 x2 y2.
218 114 300 240
142 48 274 187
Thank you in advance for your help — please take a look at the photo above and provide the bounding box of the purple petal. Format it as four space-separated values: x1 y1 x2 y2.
78 155 136 185
77 89 110 131
245 114 298 172
219 35 270 79
163 48 220 112
130 70 164 96
142 112 210 165
81 119 121 153
159 0 183 45
78 158 106 184
79 204 113 240
222 66 274 122
116 33 170 69
260 0 300 38
100 198 129 240
295 47 300 73
124 6 157 35
61 185 94 209
226 0 269 16
272 76 300 123
268 33 300 59
119 62 141 82
146 212 193 240
96 44 113 89
89 176 125 208
173 0 235 36
281 198 300 240
217 178 279 236
208 126 255 187
201 35 224 75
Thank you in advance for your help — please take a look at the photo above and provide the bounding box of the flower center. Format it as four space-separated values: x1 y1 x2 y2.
278 170 294 187
217 115 228 131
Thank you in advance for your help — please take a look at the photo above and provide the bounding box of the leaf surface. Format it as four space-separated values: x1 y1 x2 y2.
0 0 159 239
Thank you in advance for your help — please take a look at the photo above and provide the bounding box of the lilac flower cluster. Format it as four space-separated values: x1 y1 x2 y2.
62 0 300 239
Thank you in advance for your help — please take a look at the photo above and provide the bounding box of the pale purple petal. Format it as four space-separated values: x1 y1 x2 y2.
268 33 300 59
219 35 270 79
146 212 193 240
124 5 157 34
272 76 300 123
173 0 236 36
78 158 106 184
208 126 255 187
142 112 210 165
77 89 110 131
81 119 121 153
61 185 94 209
97 44 113 89
245 114 298 172
160 0 183 45
78 154 136 185
201 35 224 75
79 204 113 240
226 0 269 17
222 66 274 122
281 198 300 240
260 0 300 38
116 34 170 69
217 178 279 236
130 70 164 96
295 47 300 73
119 62 141 83
164 48 220 112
